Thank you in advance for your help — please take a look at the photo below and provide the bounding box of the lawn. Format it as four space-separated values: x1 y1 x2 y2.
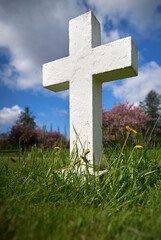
0 143 161 240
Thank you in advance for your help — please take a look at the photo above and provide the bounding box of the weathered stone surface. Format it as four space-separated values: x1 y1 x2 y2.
43 11 138 168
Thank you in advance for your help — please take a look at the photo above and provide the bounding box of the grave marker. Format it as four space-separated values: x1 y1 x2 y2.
43 11 138 168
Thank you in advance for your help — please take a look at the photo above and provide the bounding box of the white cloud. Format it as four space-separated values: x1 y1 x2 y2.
37 113 46 117
42 88 69 100
54 109 68 117
0 105 22 126
102 29 120 44
0 0 161 93
58 110 68 116
103 61 161 105
55 90 69 100
87 0 161 33
0 0 87 90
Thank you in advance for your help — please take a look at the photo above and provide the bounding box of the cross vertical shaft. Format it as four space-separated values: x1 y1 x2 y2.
69 12 102 163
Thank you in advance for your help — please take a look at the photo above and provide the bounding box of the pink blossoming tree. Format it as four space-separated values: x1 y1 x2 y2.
102 102 152 145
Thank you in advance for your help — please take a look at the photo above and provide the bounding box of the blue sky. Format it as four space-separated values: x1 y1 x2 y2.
0 0 161 136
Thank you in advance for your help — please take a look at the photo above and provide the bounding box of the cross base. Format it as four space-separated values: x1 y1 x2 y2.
55 162 108 182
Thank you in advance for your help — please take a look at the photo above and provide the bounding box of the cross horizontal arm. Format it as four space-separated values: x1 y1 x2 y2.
43 56 70 92
91 37 138 82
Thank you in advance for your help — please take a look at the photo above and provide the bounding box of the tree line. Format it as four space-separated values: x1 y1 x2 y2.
0 90 161 150
0 107 68 150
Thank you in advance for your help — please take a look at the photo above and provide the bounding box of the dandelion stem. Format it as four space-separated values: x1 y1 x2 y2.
113 133 129 186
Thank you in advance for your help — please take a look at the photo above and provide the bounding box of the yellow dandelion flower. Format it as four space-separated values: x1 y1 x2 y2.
126 125 137 134
76 159 81 163
74 159 82 165
54 146 61 151
9 157 16 163
85 149 90 155
134 145 143 149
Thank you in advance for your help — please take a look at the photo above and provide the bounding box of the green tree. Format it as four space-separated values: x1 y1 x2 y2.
9 124 39 150
139 90 161 120
16 107 36 129
9 107 37 150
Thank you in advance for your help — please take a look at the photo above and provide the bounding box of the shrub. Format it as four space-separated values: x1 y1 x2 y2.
0 133 10 150
40 131 69 149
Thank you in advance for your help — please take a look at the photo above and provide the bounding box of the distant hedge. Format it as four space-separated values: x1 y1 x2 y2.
0 149 19 153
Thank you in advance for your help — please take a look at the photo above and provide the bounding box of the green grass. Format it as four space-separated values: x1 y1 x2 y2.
0 149 20 157
0 143 161 240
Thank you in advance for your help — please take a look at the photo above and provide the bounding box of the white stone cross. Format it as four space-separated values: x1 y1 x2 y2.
43 11 138 167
